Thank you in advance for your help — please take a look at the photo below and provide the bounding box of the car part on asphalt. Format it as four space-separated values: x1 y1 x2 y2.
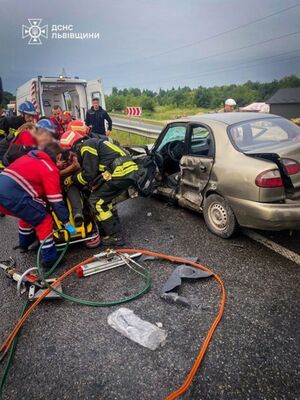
107 307 167 350
161 292 191 307
0 243 225 400
161 264 213 307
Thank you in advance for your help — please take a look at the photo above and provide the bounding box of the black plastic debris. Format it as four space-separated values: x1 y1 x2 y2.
161 264 213 307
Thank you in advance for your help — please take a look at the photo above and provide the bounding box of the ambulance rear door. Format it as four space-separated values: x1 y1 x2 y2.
86 79 106 110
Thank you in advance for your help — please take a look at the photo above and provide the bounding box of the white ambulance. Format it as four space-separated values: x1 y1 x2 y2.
16 75 106 119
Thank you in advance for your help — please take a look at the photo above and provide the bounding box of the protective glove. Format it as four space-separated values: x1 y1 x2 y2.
64 222 77 236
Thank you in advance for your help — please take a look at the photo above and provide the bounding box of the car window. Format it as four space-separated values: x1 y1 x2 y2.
157 124 186 151
189 125 213 157
229 117 300 151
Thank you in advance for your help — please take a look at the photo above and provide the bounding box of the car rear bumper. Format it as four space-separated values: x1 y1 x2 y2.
227 196 300 231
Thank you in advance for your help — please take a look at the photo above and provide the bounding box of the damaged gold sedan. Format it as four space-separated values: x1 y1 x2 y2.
129 112 300 238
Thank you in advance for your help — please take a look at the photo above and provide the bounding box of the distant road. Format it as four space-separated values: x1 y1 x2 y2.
112 116 162 138
112 116 162 131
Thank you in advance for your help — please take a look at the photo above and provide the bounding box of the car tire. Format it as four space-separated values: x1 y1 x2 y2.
203 194 238 238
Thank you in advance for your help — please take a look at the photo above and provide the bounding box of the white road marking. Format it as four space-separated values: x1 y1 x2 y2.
242 229 300 266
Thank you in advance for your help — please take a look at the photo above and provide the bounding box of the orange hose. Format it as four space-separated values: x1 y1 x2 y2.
0 257 94 359
0 249 225 400
116 249 226 400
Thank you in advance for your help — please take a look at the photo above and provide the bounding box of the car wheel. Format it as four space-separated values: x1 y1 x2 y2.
203 194 238 238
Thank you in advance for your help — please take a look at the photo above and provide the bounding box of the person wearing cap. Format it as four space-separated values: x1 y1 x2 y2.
85 98 112 138
223 98 237 112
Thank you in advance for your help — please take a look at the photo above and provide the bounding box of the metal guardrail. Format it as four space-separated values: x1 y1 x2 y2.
113 122 161 139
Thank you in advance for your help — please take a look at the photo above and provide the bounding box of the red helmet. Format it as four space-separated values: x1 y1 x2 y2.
67 120 89 135
60 130 83 149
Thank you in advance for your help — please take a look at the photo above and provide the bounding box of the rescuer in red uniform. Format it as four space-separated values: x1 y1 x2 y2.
50 105 72 139
0 142 77 267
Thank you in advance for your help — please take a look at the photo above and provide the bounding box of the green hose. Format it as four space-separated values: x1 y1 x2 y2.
0 301 29 399
37 229 152 307
0 229 151 398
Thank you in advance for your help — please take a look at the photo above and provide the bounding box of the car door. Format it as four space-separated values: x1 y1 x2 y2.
179 123 215 210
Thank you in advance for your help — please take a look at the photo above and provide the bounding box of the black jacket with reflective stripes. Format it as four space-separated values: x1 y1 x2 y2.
73 137 138 187
0 115 25 137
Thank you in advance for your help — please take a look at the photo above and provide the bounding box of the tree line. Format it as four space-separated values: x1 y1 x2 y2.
106 75 300 112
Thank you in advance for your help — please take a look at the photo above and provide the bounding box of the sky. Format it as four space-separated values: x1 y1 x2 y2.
0 0 300 94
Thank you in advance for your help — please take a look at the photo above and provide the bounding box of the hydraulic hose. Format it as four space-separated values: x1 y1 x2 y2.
0 246 225 400
0 301 29 399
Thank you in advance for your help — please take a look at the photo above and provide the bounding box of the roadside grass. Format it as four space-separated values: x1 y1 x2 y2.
143 105 210 121
111 129 155 146
111 105 211 124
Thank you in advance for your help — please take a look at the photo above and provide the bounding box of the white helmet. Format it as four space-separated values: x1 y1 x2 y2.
225 98 237 106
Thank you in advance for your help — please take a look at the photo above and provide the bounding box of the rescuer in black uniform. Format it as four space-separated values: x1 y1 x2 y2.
60 131 138 246
85 98 112 138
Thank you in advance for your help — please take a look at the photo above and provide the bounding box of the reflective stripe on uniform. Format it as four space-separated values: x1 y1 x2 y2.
9 128 17 136
98 164 106 172
77 172 88 185
104 141 126 156
0 162 4 170
95 198 113 221
111 161 138 178
80 146 98 156
0 129 6 136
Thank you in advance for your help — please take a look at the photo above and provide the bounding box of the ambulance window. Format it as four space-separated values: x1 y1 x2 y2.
63 92 72 111
92 92 101 101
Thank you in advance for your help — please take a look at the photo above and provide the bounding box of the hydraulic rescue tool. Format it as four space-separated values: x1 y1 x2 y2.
0 258 63 300
75 251 142 277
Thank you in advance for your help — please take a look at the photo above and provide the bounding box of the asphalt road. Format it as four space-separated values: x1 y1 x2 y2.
112 116 162 133
0 196 299 400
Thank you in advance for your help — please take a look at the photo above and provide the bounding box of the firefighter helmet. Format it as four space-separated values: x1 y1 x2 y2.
60 130 84 149
67 120 89 135
36 118 56 133
18 101 38 115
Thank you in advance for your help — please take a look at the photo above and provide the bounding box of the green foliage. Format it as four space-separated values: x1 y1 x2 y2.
1 91 15 108
106 95 126 112
106 75 300 112
140 96 155 111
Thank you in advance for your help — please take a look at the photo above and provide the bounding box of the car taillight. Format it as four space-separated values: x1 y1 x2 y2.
282 158 300 175
255 159 300 188
255 169 283 188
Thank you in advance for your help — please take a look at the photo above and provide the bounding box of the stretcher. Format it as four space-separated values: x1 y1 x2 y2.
52 194 100 249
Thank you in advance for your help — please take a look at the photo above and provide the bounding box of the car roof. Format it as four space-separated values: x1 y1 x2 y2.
173 112 281 126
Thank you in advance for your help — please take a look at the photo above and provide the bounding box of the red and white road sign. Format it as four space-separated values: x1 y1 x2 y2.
126 106 142 116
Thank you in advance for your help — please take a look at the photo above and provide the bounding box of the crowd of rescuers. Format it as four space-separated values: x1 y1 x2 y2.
0 100 138 268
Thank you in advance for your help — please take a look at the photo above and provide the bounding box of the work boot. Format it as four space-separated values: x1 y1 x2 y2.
102 233 125 247
74 213 84 227
42 255 64 270
13 244 28 253
27 239 40 251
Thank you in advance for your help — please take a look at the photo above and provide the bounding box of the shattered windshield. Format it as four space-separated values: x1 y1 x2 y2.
228 117 300 151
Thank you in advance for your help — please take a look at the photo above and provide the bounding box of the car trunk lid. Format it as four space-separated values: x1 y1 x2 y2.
245 141 300 199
